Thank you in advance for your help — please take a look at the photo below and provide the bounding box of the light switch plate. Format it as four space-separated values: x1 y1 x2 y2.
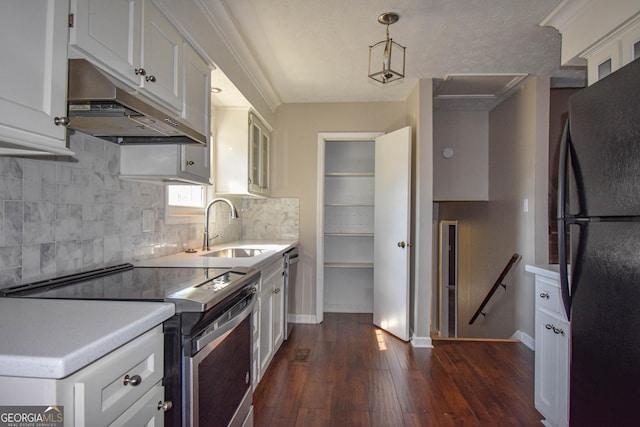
142 209 155 233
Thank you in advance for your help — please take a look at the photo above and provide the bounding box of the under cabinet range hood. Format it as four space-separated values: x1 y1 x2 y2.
66 59 206 145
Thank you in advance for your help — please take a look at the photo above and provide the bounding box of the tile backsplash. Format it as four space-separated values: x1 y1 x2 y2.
0 133 298 288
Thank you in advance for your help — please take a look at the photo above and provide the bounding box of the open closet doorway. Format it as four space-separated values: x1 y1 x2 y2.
439 220 458 337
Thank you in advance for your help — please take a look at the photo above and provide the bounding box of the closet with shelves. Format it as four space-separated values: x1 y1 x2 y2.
323 140 375 313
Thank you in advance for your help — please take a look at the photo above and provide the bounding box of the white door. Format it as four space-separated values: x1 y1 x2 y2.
373 126 412 341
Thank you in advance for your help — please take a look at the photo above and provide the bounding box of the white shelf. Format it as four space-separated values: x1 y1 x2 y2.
325 203 373 207
322 138 375 314
325 172 374 177
324 262 373 269
324 232 373 237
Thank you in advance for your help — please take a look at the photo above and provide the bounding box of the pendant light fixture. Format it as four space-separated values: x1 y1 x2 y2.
368 12 406 84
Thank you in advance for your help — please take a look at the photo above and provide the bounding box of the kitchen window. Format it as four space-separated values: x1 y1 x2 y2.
166 185 208 223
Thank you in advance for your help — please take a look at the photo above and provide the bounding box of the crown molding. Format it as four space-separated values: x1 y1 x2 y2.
195 0 282 113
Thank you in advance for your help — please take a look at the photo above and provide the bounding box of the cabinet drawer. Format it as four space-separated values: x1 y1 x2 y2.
535 276 562 316
73 325 164 426
109 382 165 427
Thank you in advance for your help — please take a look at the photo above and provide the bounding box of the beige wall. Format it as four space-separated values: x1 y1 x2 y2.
433 111 489 201
270 102 407 320
437 77 550 339
406 79 435 342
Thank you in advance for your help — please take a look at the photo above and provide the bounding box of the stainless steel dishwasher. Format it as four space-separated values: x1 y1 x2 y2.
283 247 299 340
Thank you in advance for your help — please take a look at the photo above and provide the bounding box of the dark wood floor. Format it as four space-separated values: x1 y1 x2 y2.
254 313 542 427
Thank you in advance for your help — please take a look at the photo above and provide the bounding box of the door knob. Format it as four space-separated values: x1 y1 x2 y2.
397 241 406 248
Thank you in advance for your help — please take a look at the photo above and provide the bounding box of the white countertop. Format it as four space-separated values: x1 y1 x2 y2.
0 298 174 379
135 239 298 269
525 264 561 280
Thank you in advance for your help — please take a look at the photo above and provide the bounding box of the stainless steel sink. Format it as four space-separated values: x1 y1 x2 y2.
201 248 265 258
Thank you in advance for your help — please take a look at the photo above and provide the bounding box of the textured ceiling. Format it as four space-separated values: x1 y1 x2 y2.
208 0 585 107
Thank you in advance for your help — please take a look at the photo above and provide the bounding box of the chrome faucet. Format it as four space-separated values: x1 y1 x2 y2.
202 198 239 251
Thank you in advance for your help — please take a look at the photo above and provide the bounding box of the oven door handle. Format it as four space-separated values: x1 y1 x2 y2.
195 292 256 352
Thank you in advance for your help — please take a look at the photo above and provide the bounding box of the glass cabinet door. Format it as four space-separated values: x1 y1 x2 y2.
249 117 261 192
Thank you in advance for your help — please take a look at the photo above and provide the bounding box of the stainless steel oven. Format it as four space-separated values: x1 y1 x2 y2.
184 285 255 427
0 263 260 427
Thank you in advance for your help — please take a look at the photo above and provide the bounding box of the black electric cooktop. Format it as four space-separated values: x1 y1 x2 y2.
0 263 259 312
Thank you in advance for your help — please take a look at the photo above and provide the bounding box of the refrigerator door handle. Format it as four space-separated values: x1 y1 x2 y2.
557 119 572 320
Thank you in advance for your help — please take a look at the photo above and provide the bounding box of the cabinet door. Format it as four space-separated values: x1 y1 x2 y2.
248 115 271 195
272 274 285 351
182 43 210 135
260 130 271 194
69 0 142 87
535 309 569 427
249 117 262 194
0 0 72 155
258 286 274 377
142 0 182 112
180 144 210 183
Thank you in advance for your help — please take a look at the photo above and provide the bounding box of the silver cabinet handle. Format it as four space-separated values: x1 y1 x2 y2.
157 400 173 412
273 287 280 294
145 75 156 82
539 291 550 299
123 374 142 386
186 160 195 166
54 116 70 127
134 68 146 76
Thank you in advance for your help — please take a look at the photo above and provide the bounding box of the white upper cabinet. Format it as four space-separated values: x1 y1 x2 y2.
182 43 212 136
215 108 272 197
0 0 74 156
141 1 183 112
120 143 211 185
68 0 143 87
70 0 186 113
541 1 640 84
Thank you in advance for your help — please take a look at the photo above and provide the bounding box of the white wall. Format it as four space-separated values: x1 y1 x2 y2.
437 77 550 339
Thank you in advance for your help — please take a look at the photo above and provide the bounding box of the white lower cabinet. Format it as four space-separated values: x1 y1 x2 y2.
532 273 570 427
0 326 167 426
254 256 285 386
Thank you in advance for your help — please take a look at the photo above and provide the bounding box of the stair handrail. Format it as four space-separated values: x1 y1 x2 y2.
468 253 521 325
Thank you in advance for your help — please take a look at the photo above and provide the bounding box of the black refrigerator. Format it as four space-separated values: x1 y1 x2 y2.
558 57 640 426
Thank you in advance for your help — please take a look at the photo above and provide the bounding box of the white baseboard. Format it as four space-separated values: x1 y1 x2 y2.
511 329 535 350
288 314 318 324
411 336 433 348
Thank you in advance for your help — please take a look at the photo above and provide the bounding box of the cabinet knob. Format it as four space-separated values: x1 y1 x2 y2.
397 241 406 248
146 75 156 82
273 287 280 294
545 323 565 336
53 116 70 127
186 160 195 166
539 291 550 299
157 400 173 412
123 374 142 386
134 68 146 76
